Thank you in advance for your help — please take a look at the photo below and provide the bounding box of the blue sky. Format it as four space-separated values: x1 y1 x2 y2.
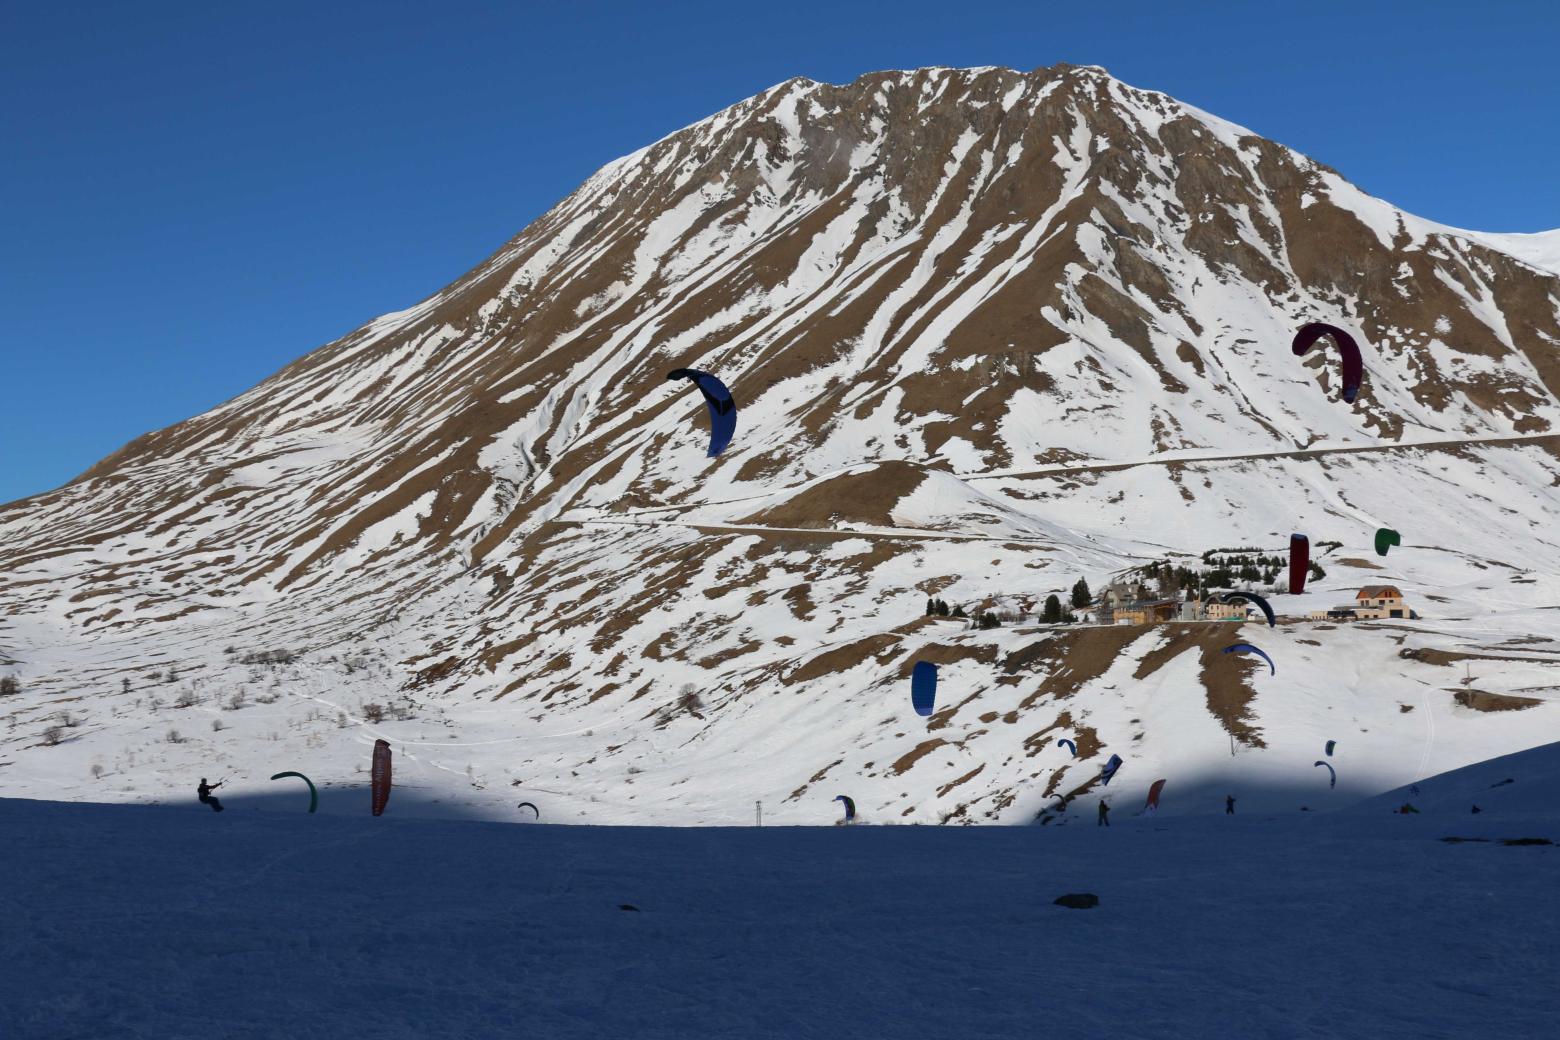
3 1 1557 503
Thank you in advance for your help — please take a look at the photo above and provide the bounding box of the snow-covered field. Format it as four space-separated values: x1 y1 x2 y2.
7 434 1560 829
4 742 1556 1040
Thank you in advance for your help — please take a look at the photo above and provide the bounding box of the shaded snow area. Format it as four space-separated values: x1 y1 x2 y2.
5 742 1558 1039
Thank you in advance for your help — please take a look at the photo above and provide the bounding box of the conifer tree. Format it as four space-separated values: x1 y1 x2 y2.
1071 578 1092 608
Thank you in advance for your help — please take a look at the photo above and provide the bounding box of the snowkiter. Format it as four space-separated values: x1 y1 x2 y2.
1097 801 1110 827
198 778 224 813
1226 795 1236 815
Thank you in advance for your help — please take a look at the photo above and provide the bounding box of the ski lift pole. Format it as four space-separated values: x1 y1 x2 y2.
755 800 762 827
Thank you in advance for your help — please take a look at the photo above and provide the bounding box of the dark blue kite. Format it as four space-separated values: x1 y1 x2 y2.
667 368 736 457
1223 642 1276 675
1100 754 1123 786
1221 591 1275 628
834 795 855 822
910 661 938 717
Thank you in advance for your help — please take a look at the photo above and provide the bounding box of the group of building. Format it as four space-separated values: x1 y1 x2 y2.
1306 585 1416 622
1090 581 1414 626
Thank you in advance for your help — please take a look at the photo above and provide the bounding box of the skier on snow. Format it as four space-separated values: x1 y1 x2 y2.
1226 795 1236 815
1097 800 1110 827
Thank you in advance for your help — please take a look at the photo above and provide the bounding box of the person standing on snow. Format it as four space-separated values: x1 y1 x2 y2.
197 777 225 813
1226 795 1236 815
1097 800 1110 827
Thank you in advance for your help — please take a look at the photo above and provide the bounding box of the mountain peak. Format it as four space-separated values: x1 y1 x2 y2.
4 68 1560 825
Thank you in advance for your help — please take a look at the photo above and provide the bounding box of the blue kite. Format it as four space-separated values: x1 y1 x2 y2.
666 368 736 457
910 661 938 717
1223 642 1276 675
1100 754 1124 786
1221 591 1276 628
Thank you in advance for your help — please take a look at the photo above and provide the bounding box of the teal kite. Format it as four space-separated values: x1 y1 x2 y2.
270 771 318 813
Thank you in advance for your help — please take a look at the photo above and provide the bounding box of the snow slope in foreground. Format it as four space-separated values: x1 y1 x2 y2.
5 743 1558 1040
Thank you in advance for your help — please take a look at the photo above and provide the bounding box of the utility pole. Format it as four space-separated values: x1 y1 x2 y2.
755 800 762 827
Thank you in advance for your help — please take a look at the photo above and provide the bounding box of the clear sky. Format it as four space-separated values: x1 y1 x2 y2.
3 0 1557 503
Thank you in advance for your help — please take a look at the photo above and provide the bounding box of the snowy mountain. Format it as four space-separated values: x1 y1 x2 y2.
3 64 1560 824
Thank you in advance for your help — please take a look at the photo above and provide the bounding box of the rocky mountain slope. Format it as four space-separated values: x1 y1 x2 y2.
3 64 1560 823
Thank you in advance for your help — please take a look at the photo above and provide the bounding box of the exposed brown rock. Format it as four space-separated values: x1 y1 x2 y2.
1452 690 1543 712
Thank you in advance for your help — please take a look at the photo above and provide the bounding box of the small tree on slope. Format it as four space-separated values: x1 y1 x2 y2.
1043 595 1063 624
1071 578 1092 609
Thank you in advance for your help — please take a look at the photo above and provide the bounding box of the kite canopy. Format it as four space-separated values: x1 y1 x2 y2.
910 661 938 717
1100 754 1124 786
1289 534 1310 596
1057 738 1077 757
1315 761 1337 788
371 739 393 817
666 368 737 457
1223 642 1276 675
1292 322 1364 403
269 771 318 814
1145 778 1167 811
1325 740 1337 757
1375 528 1401 556
1221 590 1275 628
834 794 856 822
517 801 540 820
